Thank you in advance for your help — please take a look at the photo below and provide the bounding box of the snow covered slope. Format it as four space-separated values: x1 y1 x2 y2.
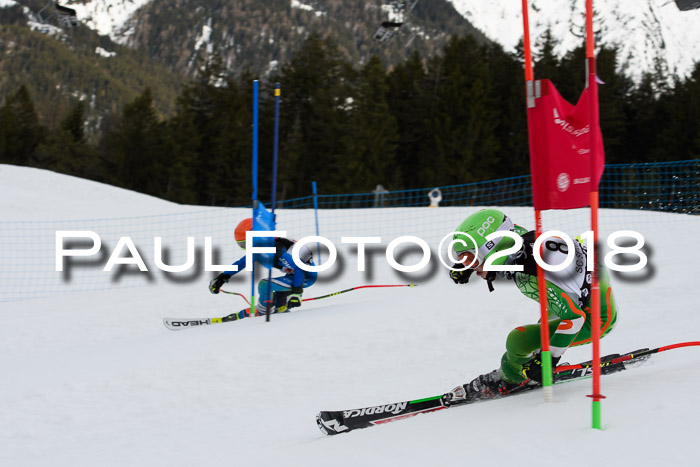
1 166 699 466
0 165 201 220
449 0 700 82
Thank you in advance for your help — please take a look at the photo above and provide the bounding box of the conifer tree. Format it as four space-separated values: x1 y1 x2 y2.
341 55 399 192
487 43 529 179
625 72 660 163
61 101 87 144
32 100 100 179
424 36 501 185
651 62 700 161
207 77 252 206
0 85 43 165
168 59 223 204
534 28 562 84
387 51 431 189
594 46 633 164
278 34 349 195
100 88 166 195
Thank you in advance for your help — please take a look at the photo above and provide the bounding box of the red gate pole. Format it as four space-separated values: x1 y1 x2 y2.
522 0 554 402
585 0 604 430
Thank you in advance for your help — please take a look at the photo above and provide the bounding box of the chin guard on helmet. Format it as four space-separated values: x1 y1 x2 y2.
452 209 520 293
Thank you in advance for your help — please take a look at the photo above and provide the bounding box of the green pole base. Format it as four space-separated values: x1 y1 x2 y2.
541 350 553 387
592 400 602 429
541 350 553 402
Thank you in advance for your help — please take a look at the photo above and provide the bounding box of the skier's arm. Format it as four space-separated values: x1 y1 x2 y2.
278 251 306 288
223 256 247 277
209 256 247 294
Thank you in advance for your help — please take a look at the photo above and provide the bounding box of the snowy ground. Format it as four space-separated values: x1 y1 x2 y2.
1 165 699 467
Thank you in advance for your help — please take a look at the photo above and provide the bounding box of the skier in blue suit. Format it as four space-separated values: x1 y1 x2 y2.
208 218 317 319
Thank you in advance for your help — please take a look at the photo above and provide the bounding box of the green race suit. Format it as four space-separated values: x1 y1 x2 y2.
498 230 618 384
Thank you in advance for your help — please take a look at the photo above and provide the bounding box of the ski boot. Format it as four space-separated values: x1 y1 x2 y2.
442 369 528 406
221 308 252 322
272 290 291 313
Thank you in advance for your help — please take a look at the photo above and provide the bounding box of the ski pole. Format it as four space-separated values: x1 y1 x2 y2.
301 284 416 303
221 283 415 306
165 285 416 329
219 284 416 312
555 341 700 373
219 289 251 305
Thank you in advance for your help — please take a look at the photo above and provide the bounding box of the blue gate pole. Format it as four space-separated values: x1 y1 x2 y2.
312 181 322 265
251 80 259 314
266 83 281 322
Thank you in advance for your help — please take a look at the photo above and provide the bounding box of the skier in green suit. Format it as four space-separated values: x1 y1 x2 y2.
443 208 618 403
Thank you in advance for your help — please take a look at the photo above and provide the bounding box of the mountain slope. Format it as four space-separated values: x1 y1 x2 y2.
0 3 184 134
62 0 700 82
2 0 482 133
448 0 700 82
70 0 485 78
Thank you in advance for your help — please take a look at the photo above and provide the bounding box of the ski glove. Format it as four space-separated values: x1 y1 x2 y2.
522 352 561 384
209 273 231 294
449 263 473 284
286 286 303 309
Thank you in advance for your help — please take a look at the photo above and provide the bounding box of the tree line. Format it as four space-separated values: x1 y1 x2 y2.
1 32 699 207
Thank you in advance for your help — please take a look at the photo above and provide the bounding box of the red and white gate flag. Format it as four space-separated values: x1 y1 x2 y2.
527 77 605 210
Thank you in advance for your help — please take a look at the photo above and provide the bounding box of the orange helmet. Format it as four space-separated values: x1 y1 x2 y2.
234 218 253 249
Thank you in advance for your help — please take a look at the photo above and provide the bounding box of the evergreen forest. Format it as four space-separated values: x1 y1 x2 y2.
2 33 699 207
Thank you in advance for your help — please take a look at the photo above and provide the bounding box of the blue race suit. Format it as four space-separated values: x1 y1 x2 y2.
224 237 317 314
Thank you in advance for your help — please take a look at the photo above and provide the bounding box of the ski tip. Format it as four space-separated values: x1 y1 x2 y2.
163 318 184 331
162 317 213 331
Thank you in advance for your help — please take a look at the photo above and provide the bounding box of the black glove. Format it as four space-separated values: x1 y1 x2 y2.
209 273 231 294
485 271 497 292
449 263 473 284
286 286 303 309
522 352 561 384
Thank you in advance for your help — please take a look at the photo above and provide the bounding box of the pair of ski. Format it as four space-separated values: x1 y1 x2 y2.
163 303 263 330
316 342 699 435
163 284 416 330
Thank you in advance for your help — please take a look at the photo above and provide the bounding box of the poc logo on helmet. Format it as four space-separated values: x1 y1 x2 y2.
477 216 496 237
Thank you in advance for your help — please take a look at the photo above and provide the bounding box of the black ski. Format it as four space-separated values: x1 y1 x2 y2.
316 347 660 435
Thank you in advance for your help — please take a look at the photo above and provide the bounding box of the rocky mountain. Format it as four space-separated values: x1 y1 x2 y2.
448 0 700 83
72 0 483 79
1 0 481 133
46 0 700 82
3 0 699 136
0 0 185 134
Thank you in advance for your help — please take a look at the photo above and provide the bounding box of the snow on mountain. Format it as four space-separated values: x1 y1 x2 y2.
67 0 151 44
448 0 700 82
64 0 699 82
